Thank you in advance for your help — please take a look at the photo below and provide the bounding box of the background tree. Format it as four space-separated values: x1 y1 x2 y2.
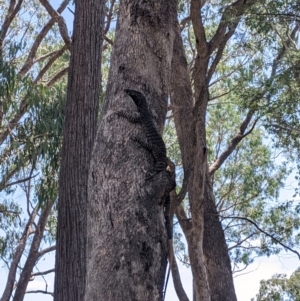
168 1 300 300
54 0 105 300
0 0 115 299
0 1 69 299
255 267 300 301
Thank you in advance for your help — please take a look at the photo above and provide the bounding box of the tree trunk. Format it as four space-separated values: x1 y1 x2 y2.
170 15 237 301
170 23 211 301
85 0 176 300
203 181 237 301
54 0 105 300
0 206 38 301
13 201 54 301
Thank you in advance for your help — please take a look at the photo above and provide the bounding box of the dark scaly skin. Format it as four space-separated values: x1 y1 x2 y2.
120 89 167 173
117 90 175 298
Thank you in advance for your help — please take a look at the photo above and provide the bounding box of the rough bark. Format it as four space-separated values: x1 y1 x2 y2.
85 1 176 300
54 0 105 300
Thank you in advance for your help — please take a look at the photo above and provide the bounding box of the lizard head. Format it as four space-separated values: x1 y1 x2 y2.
124 89 146 107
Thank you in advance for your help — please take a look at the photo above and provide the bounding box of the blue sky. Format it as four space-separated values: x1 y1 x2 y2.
1 1 300 300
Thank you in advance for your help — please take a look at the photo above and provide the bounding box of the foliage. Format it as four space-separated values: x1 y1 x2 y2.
1 0 300 299
255 267 300 301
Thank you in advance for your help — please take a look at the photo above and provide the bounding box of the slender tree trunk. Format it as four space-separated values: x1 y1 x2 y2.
85 1 176 300
203 181 237 301
54 0 105 300
0 206 38 301
13 200 54 301
170 17 237 301
170 23 211 301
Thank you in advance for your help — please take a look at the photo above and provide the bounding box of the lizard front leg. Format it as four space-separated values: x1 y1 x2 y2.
131 136 167 172
116 110 142 123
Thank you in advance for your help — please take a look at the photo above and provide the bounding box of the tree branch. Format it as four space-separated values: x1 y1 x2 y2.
227 232 257 251
171 256 190 301
223 215 300 259
209 110 256 176
39 0 72 50
190 0 208 57
18 0 70 76
209 0 257 53
25 290 53 296
34 44 68 83
31 269 55 277
47 66 69 86
38 245 56 258
104 35 113 46
0 205 39 301
104 0 116 34
34 49 63 64
13 200 55 301
0 173 38 191
0 0 24 50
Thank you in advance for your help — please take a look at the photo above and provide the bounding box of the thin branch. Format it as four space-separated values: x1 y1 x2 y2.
25 290 53 296
46 66 69 86
39 0 72 50
180 16 191 30
0 167 20 192
208 90 232 101
1 173 38 191
0 0 24 50
223 215 300 259
13 201 55 301
0 209 19 215
104 0 116 34
37 245 56 258
34 44 68 83
104 35 113 46
233 262 261 277
209 110 256 176
251 12 300 20
227 232 257 251
18 0 70 76
31 269 55 277
0 205 39 301
34 48 65 64
209 0 257 53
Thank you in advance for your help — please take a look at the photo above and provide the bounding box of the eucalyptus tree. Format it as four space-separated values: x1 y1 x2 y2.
168 1 300 300
54 0 105 300
0 1 70 300
85 0 177 300
2 0 300 301
255 267 300 301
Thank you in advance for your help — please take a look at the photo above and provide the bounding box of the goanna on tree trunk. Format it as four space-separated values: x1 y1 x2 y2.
85 0 177 300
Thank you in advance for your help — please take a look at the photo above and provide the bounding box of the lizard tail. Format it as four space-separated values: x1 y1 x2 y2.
162 239 173 301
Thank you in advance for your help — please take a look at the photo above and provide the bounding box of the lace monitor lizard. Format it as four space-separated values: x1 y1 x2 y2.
117 89 175 288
